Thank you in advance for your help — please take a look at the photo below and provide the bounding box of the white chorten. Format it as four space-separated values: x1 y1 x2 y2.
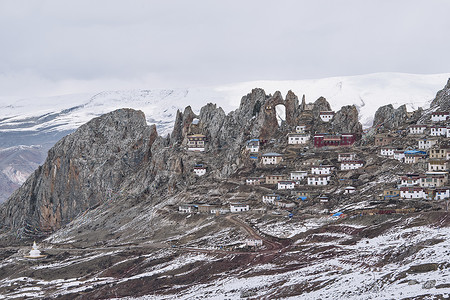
28 241 42 258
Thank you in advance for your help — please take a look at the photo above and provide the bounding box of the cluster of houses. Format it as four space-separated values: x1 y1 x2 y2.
179 110 450 216
377 111 450 200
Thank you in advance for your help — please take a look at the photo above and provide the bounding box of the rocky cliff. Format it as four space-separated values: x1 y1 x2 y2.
431 78 450 110
373 104 409 130
0 89 364 239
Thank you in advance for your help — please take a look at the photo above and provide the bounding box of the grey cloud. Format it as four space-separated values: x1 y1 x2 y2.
0 0 449 98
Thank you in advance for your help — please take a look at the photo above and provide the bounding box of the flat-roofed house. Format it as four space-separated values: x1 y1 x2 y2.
338 153 356 161
409 124 427 134
277 180 295 190
400 187 427 199
431 111 449 122
187 134 207 151
319 111 335 122
340 160 364 170
261 152 283 165
307 174 331 185
287 133 310 144
265 174 285 184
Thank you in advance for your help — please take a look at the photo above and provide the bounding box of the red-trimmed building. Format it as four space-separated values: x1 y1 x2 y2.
314 134 357 148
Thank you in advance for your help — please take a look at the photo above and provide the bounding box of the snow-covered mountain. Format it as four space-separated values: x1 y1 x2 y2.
1 73 449 141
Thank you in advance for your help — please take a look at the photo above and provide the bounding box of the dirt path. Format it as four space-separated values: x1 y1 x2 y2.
225 214 286 252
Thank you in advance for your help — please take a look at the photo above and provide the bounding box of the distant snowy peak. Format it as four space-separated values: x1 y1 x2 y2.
0 72 449 137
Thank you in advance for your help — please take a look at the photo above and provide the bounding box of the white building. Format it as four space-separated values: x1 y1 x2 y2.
277 180 296 190
311 165 333 175
428 160 448 172
409 125 427 135
262 194 280 204
246 139 260 153
340 160 364 170
338 153 357 161
290 171 308 181
307 175 330 185
431 111 449 122
194 166 207 176
418 139 438 150
380 147 396 157
393 150 405 161
400 175 421 187
419 173 447 188
319 111 335 122
274 200 296 208
187 134 207 152
245 177 265 185
296 125 307 133
179 204 195 213
245 239 263 247
430 126 448 136
404 153 426 164
400 187 427 199
344 186 356 194
230 203 250 212
435 188 450 200
287 133 310 144
261 153 283 165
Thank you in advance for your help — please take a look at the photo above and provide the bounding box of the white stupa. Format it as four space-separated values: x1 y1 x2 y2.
24 241 46 259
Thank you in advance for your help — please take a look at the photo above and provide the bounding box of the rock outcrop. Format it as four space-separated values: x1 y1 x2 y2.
331 105 363 136
373 104 408 130
1 109 157 235
431 78 450 110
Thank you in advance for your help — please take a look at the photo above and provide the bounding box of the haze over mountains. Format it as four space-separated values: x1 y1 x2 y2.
0 72 449 203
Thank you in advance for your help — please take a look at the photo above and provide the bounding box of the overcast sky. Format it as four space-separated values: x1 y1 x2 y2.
1 0 450 99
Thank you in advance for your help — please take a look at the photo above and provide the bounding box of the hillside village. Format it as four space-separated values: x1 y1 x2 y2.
176 97 450 231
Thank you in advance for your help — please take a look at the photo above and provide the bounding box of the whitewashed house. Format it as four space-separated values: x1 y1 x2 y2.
418 138 438 150
230 203 250 212
430 126 447 136
287 133 310 144
344 186 356 194
274 200 296 208
393 150 405 161
187 134 207 151
435 188 450 200
277 180 296 190
428 160 448 172
431 111 449 122
246 139 260 153
194 166 207 176
290 171 308 181
340 160 364 170
419 173 447 188
179 204 195 213
311 165 333 175
262 193 280 204
338 153 356 161
409 125 427 135
246 239 263 247
319 111 335 122
307 175 330 185
400 175 421 187
296 125 307 133
261 153 283 165
404 153 427 164
380 147 396 157
400 187 427 199
245 177 265 185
